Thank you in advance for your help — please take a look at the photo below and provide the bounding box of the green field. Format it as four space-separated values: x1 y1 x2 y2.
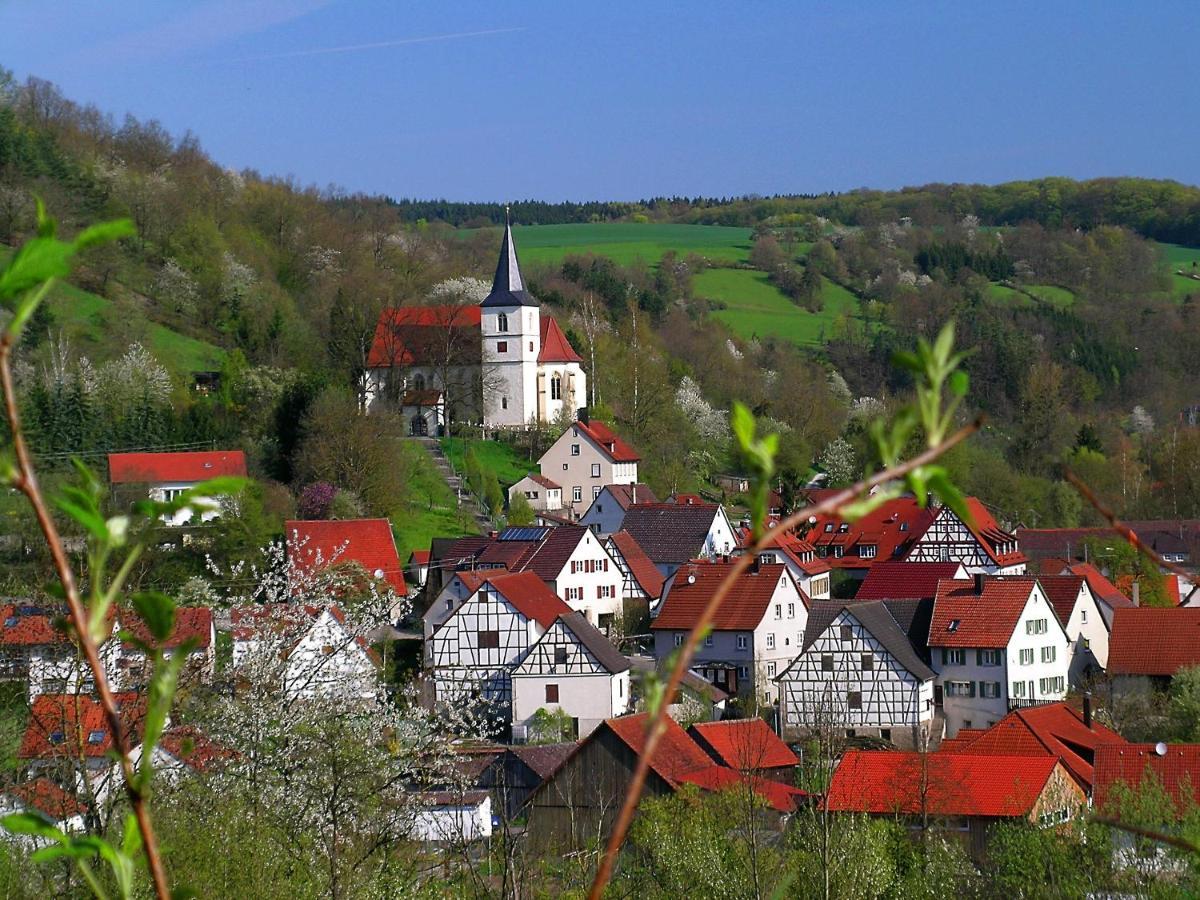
1160 242 1200 297
987 282 1074 309
391 441 477 561
694 268 862 347
439 437 533 490
1025 284 1074 307
464 222 754 267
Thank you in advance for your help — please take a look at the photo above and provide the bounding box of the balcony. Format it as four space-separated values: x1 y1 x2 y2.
1007 697 1055 712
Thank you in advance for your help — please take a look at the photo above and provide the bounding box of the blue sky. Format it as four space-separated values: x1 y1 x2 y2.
3 1 1197 201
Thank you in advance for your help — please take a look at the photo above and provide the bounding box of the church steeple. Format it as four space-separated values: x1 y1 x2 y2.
481 206 537 308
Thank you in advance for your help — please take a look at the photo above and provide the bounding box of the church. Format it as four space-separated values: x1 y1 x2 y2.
363 216 588 432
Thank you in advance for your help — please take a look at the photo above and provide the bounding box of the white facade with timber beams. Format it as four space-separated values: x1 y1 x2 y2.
906 505 1027 575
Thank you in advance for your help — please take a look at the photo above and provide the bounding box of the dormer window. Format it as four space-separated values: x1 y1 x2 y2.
838 523 850 533
824 524 834 533
49 730 65 745
948 619 961 632
497 313 509 333
87 730 105 744
900 522 909 532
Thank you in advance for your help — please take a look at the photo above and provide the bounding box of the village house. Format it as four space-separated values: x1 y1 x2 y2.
409 790 494 843
621 501 739 577
435 525 625 631
687 718 798 782
363 215 587 428
1107 607 1200 702
939 699 1125 795
578 483 658 535
804 497 1026 581
285 517 408 601
107 450 247 526
507 474 564 516
0 778 87 842
929 576 1070 736
423 570 489 641
627 655 730 723
426 571 570 708
651 561 808 704
854 560 968 601
537 414 640 515
1036 574 1112 682
407 549 431 591
604 530 665 626
510 611 631 741
231 604 380 702
824 750 1085 861
777 599 938 748
755 530 833 600
113 724 232 799
111 607 215 692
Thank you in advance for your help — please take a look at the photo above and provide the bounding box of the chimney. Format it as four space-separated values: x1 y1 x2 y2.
578 407 589 425
1132 580 1140 607
974 572 985 595
1083 691 1093 730
489 530 499 539
631 484 637 505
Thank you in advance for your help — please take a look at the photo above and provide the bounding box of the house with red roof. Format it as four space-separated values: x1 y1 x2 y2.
941 699 1126 794
231 604 380 702
285 518 407 607
854 561 968 602
825 749 1085 860
0 777 88 839
108 450 246 526
112 606 215 692
578 482 658 535
508 473 565 516
1036 573 1111 680
756 530 833 600
651 561 808 703
525 712 808 850
929 576 1069 736
777 599 938 749
407 549 431 590
605 529 666 608
803 496 1026 580
688 718 798 782
538 412 640 516
1094 743 1200 817
1107 607 1200 699
363 217 587 428
427 571 572 709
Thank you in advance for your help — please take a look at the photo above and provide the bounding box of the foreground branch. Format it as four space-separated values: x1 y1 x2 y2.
1063 469 1198 604
587 416 982 898
0 329 171 898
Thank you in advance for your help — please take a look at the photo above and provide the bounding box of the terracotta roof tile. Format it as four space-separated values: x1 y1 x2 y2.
366 305 481 369
608 530 665 598
20 693 145 760
538 316 583 364
108 450 246 484
286 518 407 595
484 572 572 629
688 719 798 770
4 777 86 820
577 420 640 463
1065 563 1132 609
1035 575 1087 627
510 742 576 780
604 713 714 786
856 562 967 601
1108 607 1200 676
1094 744 1200 814
651 563 798 632
157 725 235 773
119 606 213 649
677 765 809 812
928 577 1041 648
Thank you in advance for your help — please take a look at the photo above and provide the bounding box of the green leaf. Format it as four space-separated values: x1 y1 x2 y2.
53 497 108 542
74 219 135 251
730 402 754 450
137 644 191 789
949 369 969 398
2 811 62 839
132 591 176 642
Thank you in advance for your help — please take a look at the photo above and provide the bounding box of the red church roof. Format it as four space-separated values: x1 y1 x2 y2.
286 518 407 595
366 305 482 368
108 450 246 484
538 316 583 363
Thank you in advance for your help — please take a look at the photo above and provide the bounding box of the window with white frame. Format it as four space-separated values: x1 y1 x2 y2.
1026 618 1048 635
571 444 580 456
591 463 601 478
775 604 782 619
787 603 795 617
943 648 965 665
572 487 582 503
860 544 877 558
674 633 683 647
978 649 1001 666
737 666 749 679
766 662 777 677
945 680 973 697
551 375 561 400
1012 680 1027 697
766 634 775 649
704 634 713 647
736 634 749 650
1039 676 1065 694
593 486 602 499
1019 648 1034 665
1081 609 1087 624
1041 646 1056 663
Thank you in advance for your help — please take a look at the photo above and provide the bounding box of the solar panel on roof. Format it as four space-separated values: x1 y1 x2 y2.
498 526 550 542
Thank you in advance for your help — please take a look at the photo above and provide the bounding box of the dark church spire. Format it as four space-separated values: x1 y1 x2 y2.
481 206 537 308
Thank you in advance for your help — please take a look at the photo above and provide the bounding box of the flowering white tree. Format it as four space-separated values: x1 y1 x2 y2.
818 437 858 487
430 276 490 303
153 258 199 315
1129 404 1155 435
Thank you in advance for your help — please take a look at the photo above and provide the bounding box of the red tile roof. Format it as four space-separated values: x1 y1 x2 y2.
108 450 246 484
604 713 714 787
608 530 666 598
948 701 1126 791
928 577 1043 648
286 518 407 595
805 497 938 570
577 420 641 463
1065 563 1132 609
525 473 561 490
762 531 830 577
1035 575 1087 627
0 604 69 646
484 571 572 629
4 778 86 820
651 563 800 632
677 765 809 812
20 693 145 760
856 561 967 601
366 305 481 368
409 549 431 565
825 750 1064 818
157 725 235 773
1094 744 1200 814
538 316 583 364
119 606 213 649
1108 607 1200 676
688 719 799 771
603 483 658 509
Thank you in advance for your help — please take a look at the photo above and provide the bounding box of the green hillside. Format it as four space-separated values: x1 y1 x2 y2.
463 222 753 266
695 268 862 347
1161 242 1200 296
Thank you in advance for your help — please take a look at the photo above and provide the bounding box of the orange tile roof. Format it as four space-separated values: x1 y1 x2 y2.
538 316 583 363
366 305 482 368
677 765 809 812
688 719 798 770
119 606 213 649
1094 744 1200 815
1108 607 1200 676
1035 575 1086 627
604 713 714 787
484 571 572 629
825 750 1062 818
651 563 799 632
856 561 966 601
286 518 407 595
1065 563 1132 609
577 419 641 463
4 777 86 820
20 693 145 760
108 450 246 484
928 577 1041 647
608 530 665 598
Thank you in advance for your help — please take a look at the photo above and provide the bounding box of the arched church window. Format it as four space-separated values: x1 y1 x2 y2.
413 373 426 391
497 313 508 333
551 375 562 400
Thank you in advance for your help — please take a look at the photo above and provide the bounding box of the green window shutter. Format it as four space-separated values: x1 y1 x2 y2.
975 649 982 665
941 648 947 665
968 681 976 698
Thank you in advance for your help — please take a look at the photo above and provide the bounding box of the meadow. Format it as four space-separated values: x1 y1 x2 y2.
1159 242 1200 297
465 222 754 266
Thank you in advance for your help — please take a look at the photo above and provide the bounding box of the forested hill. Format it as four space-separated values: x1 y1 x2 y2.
390 178 1200 246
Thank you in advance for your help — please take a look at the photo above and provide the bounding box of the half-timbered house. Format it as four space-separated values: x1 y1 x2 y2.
511 611 631 740
755 531 832 600
904 500 1027 574
777 599 938 748
427 571 571 708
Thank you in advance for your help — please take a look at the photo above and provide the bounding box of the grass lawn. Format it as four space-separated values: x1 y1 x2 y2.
1025 284 1074 308
461 223 754 267
695 268 862 347
1160 242 1200 297
391 441 477 561
439 437 533 490
987 282 1074 309
987 283 1027 306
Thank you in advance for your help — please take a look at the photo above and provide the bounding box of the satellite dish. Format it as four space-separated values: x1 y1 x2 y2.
373 569 385 579
808 516 818 525
1156 742 1169 757
687 574 696 585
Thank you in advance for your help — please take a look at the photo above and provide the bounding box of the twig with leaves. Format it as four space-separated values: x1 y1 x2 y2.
588 322 979 898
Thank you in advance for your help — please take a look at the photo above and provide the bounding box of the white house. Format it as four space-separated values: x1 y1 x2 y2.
231 605 379 702
755 531 832 600
1037 574 1112 682
605 530 666 605
410 791 493 843
511 611 631 741
107 450 246 527
929 576 1070 736
427 571 571 707
0 778 87 843
651 561 808 704
537 414 640 515
423 570 491 641
363 215 587 428
508 474 564 515
622 501 739 577
578 483 658 536
902 501 1028 575
777 600 937 749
